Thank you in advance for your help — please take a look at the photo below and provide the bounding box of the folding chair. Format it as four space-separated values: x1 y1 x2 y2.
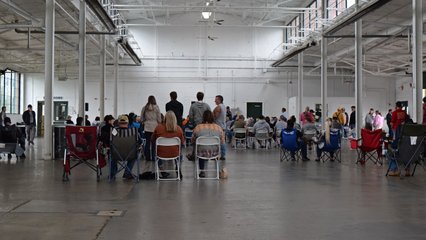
63 126 100 181
280 128 301 162
0 125 24 159
155 137 181 181
109 127 141 182
246 127 255 149
386 124 426 177
195 136 220 180
233 128 247 149
184 128 193 147
255 128 272 149
319 129 341 162
355 128 383 165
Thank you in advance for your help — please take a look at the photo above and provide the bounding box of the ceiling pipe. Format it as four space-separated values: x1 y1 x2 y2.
85 0 116 32
323 34 408 38
14 28 116 35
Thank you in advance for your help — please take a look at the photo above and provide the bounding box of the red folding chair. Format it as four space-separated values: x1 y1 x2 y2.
355 128 383 165
63 126 102 181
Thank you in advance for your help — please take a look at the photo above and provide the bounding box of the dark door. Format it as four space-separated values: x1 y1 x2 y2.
246 102 263 119
54 101 68 122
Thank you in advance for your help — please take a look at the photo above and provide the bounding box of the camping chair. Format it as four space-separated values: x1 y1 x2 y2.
155 137 181 181
63 126 100 181
0 125 25 159
109 127 141 182
255 128 272 149
386 124 426 177
355 128 383 165
319 129 342 163
280 128 301 162
195 136 221 180
233 128 247 149
184 128 193 147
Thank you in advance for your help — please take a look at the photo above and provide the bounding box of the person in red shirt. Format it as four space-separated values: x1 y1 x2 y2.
391 101 407 136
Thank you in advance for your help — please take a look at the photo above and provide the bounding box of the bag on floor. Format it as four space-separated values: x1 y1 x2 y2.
219 167 228 179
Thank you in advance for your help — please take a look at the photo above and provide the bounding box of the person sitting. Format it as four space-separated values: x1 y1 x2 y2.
65 115 74 124
282 119 308 161
315 118 336 161
302 116 319 151
0 117 25 159
151 111 185 179
231 115 246 147
191 110 225 178
253 115 272 148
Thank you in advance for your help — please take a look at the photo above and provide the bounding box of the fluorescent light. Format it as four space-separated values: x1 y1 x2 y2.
202 11 212 19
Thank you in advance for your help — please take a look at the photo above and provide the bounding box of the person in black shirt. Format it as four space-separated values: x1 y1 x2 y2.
349 106 356 137
165 91 184 127
385 109 393 138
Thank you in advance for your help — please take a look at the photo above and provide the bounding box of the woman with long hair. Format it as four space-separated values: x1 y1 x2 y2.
152 111 185 178
141 95 162 162
315 118 333 161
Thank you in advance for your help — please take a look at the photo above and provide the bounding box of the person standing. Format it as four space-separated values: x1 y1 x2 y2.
188 92 210 127
0 106 7 127
281 107 288 120
213 95 226 160
349 106 356 137
165 91 184 127
141 95 162 162
22 104 36 145
365 108 375 128
385 109 393 138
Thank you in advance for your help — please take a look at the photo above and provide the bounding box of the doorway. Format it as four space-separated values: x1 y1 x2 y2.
246 102 263 119
37 101 69 137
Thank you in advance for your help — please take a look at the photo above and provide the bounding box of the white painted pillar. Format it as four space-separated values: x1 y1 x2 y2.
355 20 363 137
43 0 55 160
78 0 86 124
412 0 423 123
100 34 106 119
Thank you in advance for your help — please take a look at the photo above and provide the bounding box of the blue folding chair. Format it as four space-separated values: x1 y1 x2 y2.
318 129 341 162
280 128 301 162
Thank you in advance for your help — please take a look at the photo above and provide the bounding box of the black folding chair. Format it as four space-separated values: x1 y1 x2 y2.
386 124 426 177
109 128 141 182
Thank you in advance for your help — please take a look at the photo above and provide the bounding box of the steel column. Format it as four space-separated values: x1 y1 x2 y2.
114 42 119 117
297 53 303 119
78 0 86 124
43 0 55 160
321 0 327 128
355 20 363 138
100 34 106 119
412 0 423 123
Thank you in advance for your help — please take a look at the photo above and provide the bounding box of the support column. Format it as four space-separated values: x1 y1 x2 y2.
78 0 86 124
297 53 303 119
44 0 54 160
355 20 363 138
100 34 106 119
321 0 327 128
413 0 423 123
113 42 119 117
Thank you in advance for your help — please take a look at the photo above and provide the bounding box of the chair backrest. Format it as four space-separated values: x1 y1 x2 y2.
184 128 193 139
195 136 220 159
323 129 341 151
361 128 382 149
110 127 139 161
281 128 298 151
65 126 98 159
0 125 17 143
156 137 181 159
255 128 269 139
397 124 426 159
234 128 246 139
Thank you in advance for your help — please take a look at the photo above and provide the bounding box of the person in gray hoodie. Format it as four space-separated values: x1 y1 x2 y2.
189 92 211 127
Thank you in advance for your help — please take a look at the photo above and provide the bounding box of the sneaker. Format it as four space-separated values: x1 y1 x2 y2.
20 153 26 159
388 171 400 177
7 154 12 159
291 156 296 161
220 156 226 160
122 173 134 180
315 158 320 162
199 171 206 178
302 157 310 161
186 153 195 161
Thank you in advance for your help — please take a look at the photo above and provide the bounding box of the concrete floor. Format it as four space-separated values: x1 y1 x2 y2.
1 139 426 240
